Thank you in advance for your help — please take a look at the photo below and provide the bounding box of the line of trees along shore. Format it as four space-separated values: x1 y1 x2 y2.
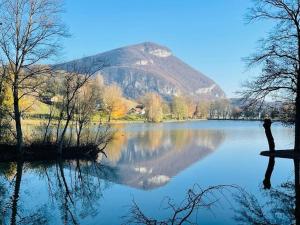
1 69 286 139
142 94 285 122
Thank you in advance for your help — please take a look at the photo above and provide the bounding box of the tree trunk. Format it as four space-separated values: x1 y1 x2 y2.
294 160 300 225
296 24 300 152
58 118 70 155
58 113 73 155
263 119 275 152
13 85 23 154
43 106 54 144
295 80 300 152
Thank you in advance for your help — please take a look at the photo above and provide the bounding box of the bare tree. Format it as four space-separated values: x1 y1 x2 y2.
234 182 296 225
74 79 99 147
194 100 209 119
0 0 68 154
241 0 300 151
209 99 231 119
124 185 236 225
54 65 99 154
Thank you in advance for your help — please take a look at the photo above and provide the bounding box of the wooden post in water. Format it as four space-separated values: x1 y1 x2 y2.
263 119 275 152
294 160 300 225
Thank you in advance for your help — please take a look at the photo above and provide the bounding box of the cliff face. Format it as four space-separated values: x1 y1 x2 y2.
55 42 226 100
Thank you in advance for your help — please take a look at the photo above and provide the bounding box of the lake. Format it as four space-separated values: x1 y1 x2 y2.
0 120 296 225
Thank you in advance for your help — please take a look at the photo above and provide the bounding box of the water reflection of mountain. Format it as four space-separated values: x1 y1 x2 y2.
97 127 226 190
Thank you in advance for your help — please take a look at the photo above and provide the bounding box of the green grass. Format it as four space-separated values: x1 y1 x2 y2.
120 114 145 121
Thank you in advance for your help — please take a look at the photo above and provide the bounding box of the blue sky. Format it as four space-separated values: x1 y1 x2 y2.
59 0 269 97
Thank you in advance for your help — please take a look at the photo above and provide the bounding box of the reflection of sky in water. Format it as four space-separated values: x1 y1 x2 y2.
0 121 295 225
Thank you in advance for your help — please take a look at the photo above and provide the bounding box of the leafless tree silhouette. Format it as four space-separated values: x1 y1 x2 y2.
124 185 237 225
240 0 300 150
0 0 68 153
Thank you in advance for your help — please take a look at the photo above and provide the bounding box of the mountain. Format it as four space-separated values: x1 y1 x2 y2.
54 42 226 100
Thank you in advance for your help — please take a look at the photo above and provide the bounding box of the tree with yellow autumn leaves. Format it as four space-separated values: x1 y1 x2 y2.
142 92 163 123
0 73 13 141
102 84 128 122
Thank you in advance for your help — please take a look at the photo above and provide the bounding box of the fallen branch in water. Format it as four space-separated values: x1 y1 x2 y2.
123 184 239 225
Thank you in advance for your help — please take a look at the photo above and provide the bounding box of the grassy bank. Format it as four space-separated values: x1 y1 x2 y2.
21 117 210 126
22 116 268 127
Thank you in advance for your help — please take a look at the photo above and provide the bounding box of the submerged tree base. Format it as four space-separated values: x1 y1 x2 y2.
0 144 105 162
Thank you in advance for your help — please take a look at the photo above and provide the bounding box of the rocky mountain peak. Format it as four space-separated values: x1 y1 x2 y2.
55 42 226 100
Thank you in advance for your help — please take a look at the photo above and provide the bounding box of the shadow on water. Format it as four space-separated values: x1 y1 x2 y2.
263 156 275 190
234 156 300 225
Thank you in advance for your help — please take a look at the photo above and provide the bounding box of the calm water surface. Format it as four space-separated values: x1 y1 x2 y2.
0 121 295 224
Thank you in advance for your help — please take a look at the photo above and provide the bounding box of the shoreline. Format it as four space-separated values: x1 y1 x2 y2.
21 118 272 126
0 143 104 162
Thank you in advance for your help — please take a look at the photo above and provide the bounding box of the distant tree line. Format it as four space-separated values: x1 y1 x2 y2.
140 93 285 122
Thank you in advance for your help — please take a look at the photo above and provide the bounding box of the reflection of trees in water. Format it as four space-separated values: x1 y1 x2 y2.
104 128 226 165
104 129 127 164
170 129 193 152
234 159 300 225
136 129 165 152
0 173 12 224
98 129 226 190
0 162 17 180
0 161 49 225
169 129 225 152
234 181 295 225
0 160 111 225
193 130 225 151
125 184 237 225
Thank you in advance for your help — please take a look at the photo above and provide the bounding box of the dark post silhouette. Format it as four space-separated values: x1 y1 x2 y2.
10 160 24 225
263 156 275 189
263 119 275 152
294 160 300 225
